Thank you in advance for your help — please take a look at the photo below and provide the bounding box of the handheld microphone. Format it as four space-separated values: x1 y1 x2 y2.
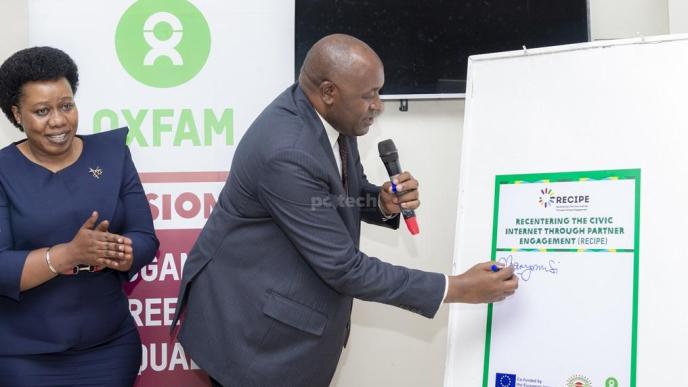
377 139 419 235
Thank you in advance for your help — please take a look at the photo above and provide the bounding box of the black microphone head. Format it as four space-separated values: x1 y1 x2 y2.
378 139 398 164
378 139 401 176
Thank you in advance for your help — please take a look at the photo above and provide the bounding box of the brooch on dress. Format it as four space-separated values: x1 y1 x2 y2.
89 166 103 179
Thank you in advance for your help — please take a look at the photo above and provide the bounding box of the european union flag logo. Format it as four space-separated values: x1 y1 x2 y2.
495 373 516 387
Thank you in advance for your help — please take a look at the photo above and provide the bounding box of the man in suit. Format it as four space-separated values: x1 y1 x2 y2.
174 34 518 387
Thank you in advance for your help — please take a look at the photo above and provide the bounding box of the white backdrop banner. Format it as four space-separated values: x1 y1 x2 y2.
28 0 294 385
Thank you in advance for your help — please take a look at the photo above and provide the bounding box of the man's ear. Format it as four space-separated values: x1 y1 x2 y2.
320 81 336 106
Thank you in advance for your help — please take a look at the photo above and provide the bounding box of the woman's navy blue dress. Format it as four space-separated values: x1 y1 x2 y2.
0 128 159 386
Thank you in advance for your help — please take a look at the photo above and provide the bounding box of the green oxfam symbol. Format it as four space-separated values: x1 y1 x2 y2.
605 377 619 387
115 0 211 88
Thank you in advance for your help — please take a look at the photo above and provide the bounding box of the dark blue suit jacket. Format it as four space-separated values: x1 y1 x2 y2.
0 128 159 356
175 85 445 387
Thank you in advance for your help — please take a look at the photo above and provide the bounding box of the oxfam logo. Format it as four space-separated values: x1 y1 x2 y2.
115 0 211 88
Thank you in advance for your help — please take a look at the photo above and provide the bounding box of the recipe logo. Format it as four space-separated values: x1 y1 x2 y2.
538 187 590 212
538 188 555 208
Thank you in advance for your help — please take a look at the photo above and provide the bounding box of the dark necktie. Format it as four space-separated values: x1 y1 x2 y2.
337 134 348 193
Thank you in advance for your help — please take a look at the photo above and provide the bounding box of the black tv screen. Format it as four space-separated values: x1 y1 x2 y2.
295 0 589 98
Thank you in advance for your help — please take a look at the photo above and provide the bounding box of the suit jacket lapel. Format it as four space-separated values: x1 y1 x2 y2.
293 85 358 239
294 86 341 187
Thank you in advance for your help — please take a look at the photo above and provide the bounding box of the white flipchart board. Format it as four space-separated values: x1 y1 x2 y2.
445 34 688 386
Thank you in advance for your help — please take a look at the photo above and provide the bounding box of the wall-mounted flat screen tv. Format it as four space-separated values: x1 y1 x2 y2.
295 0 590 99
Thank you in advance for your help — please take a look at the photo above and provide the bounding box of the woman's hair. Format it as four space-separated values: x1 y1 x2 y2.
0 46 79 131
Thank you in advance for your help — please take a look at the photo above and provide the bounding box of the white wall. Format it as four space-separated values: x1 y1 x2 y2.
669 0 688 33
0 0 673 386
590 0 669 39
0 0 28 145
333 99 464 387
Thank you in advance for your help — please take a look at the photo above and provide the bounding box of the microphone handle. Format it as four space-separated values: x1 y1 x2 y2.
400 207 416 219
384 160 419 235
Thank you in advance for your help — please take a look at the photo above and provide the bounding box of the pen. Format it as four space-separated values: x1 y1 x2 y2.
491 264 501 272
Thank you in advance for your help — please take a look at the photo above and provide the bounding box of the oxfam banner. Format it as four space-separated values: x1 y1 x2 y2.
28 0 294 385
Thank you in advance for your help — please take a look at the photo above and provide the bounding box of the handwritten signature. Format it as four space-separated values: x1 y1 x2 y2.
498 255 559 282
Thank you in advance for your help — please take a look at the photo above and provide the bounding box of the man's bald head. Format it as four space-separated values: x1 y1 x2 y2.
298 34 385 137
299 34 382 92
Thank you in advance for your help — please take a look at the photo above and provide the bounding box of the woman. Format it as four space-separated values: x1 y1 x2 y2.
0 47 159 385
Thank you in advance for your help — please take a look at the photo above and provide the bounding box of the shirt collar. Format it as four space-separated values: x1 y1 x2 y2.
315 111 340 149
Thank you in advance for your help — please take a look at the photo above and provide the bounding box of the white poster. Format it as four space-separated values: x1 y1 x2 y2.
485 169 639 387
